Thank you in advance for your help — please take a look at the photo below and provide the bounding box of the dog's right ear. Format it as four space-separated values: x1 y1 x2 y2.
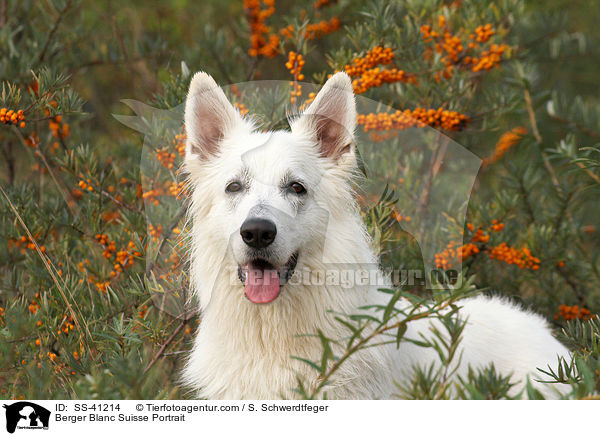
184 72 242 160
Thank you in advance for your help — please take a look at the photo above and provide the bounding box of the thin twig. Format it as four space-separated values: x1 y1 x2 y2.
36 0 73 65
112 14 129 61
517 174 536 224
100 189 141 213
246 57 262 81
143 320 188 374
574 161 600 185
556 266 585 306
524 88 542 143
22 112 79 122
523 88 573 205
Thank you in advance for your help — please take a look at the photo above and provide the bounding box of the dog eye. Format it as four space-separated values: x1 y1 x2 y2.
226 182 242 193
290 182 306 195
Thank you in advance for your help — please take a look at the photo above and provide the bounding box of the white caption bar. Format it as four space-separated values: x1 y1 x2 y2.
0 400 591 435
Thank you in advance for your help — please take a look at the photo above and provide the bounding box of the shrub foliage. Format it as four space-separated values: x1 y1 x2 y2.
1 0 599 399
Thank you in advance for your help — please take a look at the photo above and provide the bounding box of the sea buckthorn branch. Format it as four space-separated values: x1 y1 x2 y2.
352 67 417 94
230 85 250 117
304 18 340 39
488 243 541 270
93 233 144 292
357 107 469 132
280 17 340 41
8 233 48 255
48 114 70 144
6 77 86 217
42 100 71 148
0 108 26 128
555 304 593 321
0 184 94 354
7 74 81 130
173 131 186 157
140 177 187 206
234 102 250 117
337 46 417 94
152 131 187 184
156 147 177 169
434 220 541 270
420 17 510 81
286 51 305 104
144 206 187 278
67 165 142 213
344 46 395 77
11 125 80 216
245 0 280 58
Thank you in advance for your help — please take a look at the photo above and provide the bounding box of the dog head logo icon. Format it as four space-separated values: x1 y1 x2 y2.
3 402 50 433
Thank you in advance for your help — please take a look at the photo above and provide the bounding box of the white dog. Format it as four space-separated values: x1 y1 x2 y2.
181 71 570 399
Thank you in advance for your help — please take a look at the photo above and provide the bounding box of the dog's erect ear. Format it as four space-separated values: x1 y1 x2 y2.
292 72 356 159
185 72 242 159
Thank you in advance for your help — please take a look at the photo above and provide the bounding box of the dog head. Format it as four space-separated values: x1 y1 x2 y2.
184 72 357 305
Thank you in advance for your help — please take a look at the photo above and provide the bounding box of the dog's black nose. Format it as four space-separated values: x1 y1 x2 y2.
240 218 277 248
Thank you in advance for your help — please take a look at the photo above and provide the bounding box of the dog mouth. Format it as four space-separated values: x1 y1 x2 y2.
238 253 298 304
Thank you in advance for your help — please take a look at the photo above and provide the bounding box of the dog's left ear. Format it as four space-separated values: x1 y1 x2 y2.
291 72 356 160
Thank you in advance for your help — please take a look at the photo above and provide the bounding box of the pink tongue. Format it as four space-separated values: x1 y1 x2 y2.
244 265 280 304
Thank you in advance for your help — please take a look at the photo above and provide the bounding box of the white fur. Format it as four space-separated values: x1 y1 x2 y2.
181 72 571 399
